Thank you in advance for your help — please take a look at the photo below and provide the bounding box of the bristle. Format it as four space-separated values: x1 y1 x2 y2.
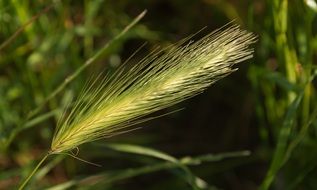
51 25 256 153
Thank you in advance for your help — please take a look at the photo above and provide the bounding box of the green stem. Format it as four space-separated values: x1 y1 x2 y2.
18 153 50 190
0 3 53 52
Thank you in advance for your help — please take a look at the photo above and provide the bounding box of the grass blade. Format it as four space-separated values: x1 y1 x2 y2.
259 93 303 190
44 150 250 190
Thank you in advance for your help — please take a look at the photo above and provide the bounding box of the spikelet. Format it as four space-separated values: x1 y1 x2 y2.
50 25 256 153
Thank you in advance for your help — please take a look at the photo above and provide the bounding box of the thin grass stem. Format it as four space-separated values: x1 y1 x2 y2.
0 4 53 52
18 153 50 190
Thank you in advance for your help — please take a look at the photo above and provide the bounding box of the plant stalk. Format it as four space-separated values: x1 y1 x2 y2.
18 153 50 190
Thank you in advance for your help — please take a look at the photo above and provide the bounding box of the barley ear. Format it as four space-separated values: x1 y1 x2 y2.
51 24 256 154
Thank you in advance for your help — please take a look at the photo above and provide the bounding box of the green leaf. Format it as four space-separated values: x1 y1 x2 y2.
44 150 250 190
100 143 206 190
104 143 178 162
260 93 303 190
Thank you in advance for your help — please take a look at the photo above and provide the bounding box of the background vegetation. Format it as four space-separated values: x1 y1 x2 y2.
1 0 317 189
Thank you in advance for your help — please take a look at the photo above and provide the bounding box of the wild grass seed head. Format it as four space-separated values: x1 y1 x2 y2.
51 25 256 153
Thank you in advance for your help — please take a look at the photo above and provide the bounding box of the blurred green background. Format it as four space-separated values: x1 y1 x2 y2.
1 0 317 189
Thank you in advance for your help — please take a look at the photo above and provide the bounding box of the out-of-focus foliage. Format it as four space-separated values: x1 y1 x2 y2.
0 0 317 190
